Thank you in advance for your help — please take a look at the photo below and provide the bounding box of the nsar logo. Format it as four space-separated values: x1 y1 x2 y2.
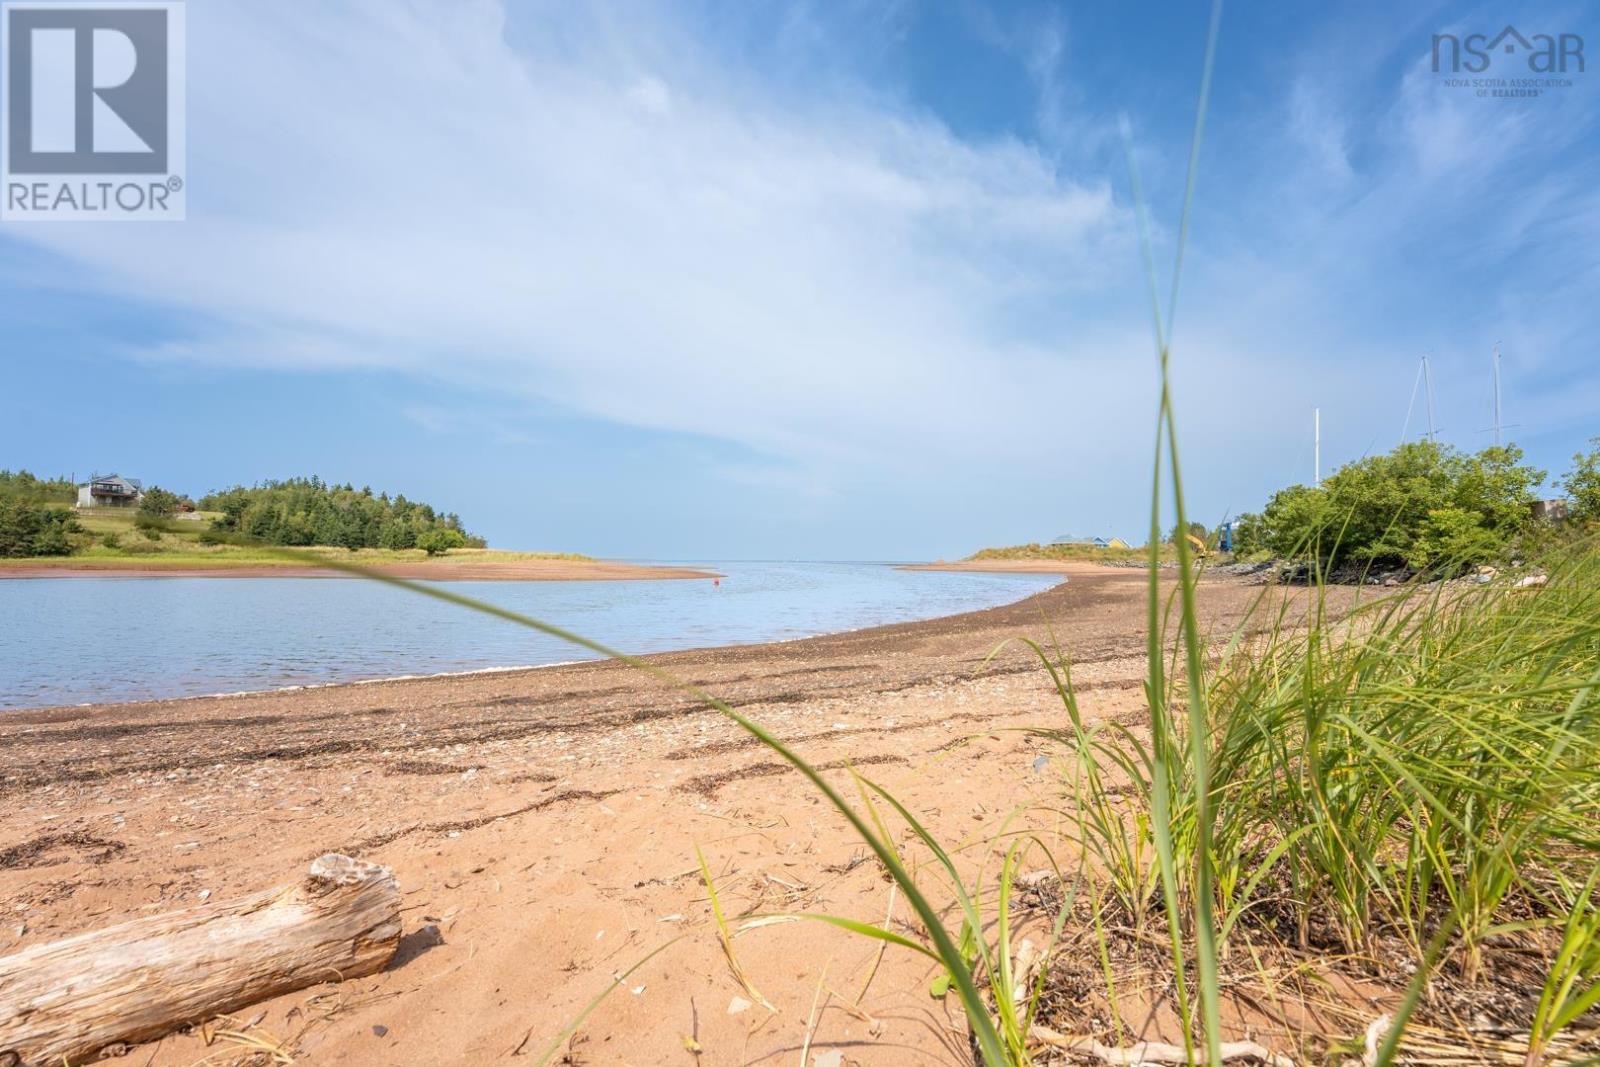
1432 26 1584 75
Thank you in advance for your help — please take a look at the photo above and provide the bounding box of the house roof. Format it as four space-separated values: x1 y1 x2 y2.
88 474 142 492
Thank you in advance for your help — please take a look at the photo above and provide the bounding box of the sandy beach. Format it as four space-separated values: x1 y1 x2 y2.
0 563 1333 1065
0 558 716 581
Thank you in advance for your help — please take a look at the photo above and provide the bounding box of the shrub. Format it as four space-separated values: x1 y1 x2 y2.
417 528 467 556
100 532 122 550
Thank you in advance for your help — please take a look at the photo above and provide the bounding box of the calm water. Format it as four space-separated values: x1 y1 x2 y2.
0 562 1059 710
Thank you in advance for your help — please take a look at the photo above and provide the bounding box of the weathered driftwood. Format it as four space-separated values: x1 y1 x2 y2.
0 853 400 1067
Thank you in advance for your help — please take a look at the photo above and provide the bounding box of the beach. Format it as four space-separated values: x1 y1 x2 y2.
0 563 1334 1065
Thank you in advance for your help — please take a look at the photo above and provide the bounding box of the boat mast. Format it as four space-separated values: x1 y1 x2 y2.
1493 342 1502 447
1423 354 1438 442
1314 407 1321 486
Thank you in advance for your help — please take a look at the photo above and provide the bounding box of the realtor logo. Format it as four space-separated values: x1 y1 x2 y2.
2 1 185 220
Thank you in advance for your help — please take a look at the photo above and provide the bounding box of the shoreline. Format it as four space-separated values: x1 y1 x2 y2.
4 567 1073 718
0 557 718 581
1 560 1107 725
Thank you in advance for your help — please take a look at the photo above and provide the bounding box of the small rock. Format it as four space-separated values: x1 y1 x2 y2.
727 996 752 1015
372 1025 388 1038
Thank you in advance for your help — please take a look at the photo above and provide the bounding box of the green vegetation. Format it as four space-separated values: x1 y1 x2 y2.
137 486 182 519
0 498 81 557
1564 438 1600 523
1046 546 1600 1061
1230 440 1546 572
0 469 545 565
0 470 75 505
969 541 1163 563
416 528 468 556
201 477 483 551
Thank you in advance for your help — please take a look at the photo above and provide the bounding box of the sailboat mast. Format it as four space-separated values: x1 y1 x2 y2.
1423 355 1438 441
1493 342 1502 448
1314 407 1321 486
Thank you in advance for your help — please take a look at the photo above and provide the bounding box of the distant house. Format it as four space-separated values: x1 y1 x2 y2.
1050 534 1130 550
77 474 143 508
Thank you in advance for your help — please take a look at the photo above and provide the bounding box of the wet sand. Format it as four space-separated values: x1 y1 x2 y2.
0 563 1335 1065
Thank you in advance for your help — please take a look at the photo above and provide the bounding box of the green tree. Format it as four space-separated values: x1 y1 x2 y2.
0 499 81 557
1246 440 1543 573
138 486 181 519
417 529 467 556
1229 512 1266 557
0 470 76 505
202 477 482 550
1563 438 1600 522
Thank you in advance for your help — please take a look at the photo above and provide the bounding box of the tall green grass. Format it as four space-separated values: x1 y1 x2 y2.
1052 543 1600 1057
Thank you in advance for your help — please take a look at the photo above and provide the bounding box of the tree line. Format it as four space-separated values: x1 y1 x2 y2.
0 472 483 558
200 478 483 553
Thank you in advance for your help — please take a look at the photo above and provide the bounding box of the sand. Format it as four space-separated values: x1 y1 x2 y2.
0 563 1331 1065
0 558 716 581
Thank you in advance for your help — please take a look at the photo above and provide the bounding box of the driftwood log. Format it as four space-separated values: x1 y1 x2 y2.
0 853 400 1067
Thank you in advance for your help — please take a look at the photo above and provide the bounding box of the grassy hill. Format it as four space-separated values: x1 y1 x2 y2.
967 541 1174 564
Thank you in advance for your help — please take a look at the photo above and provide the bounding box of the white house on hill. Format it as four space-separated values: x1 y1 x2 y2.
77 474 143 508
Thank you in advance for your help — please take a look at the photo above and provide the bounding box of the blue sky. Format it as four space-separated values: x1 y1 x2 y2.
2 0 1597 559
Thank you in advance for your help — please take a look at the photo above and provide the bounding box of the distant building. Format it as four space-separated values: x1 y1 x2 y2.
1050 534 1130 550
77 474 143 508
1531 499 1569 524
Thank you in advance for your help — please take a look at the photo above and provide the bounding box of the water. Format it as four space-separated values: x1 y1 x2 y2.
0 561 1059 710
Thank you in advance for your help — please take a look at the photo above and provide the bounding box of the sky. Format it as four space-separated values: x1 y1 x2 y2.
2 0 1597 560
